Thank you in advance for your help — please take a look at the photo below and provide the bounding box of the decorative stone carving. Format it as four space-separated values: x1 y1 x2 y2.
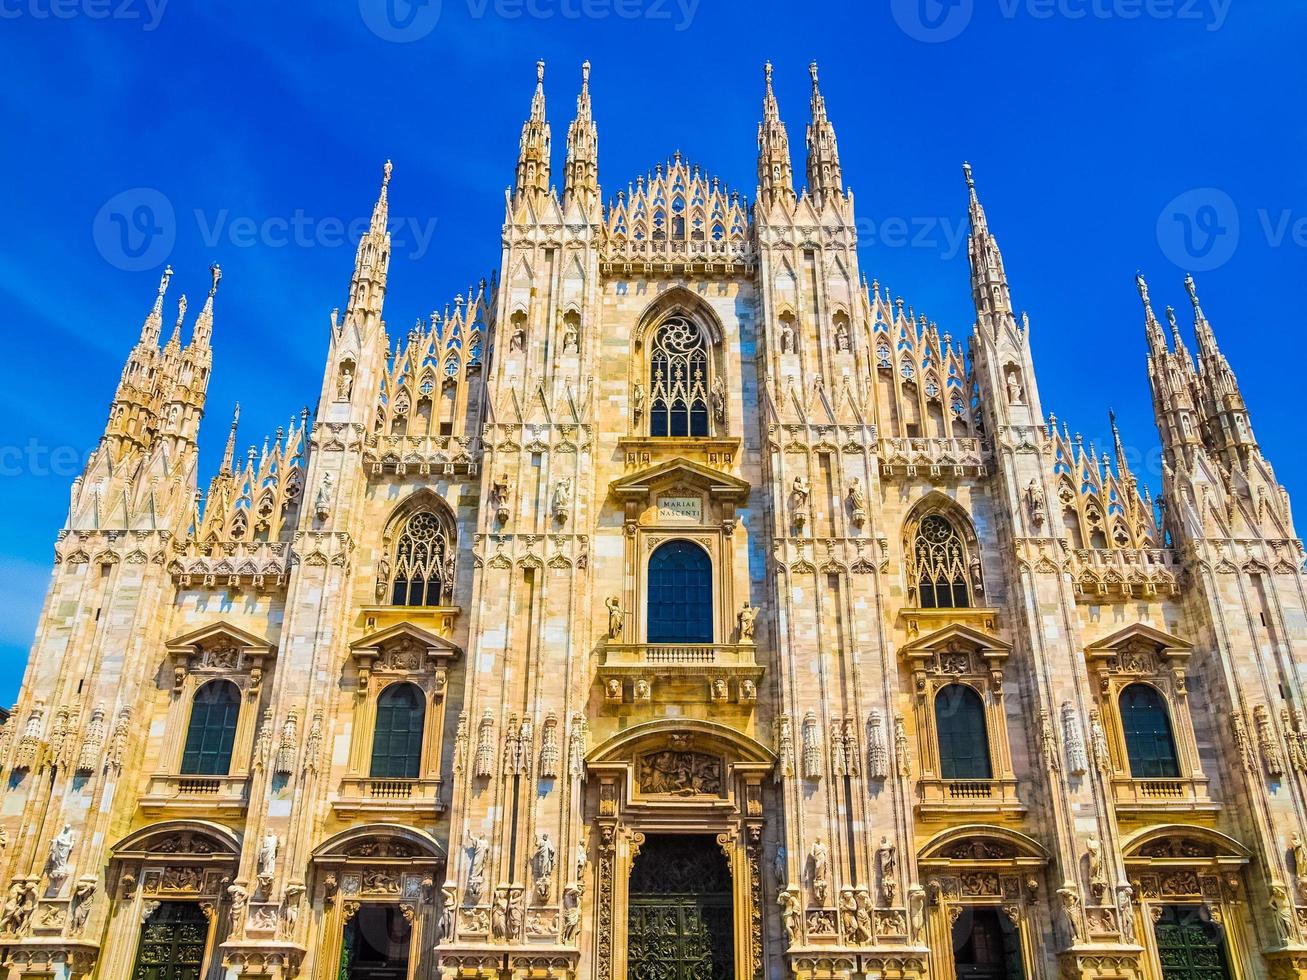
533 834 556 900
1062 702 1087 776
568 712 588 780
227 884 249 939
75 703 106 775
1086 837 1107 902
605 596 622 640
69 876 96 935
1256 705 1285 777
866 710 889 779
809 839 830 905
452 711 469 775
1088 708 1111 773
847 479 867 528
46 824 75 891
1057 885 1083 944
274 709 298 777
1038 711 1060 773
801 711 821 780
790 476 810 530
256 832 278 892
253 709 273 772
539 712 560 778
877 837 897 906
561 885 582 944
465 831 488 903
778 889 801 947
1026 479 1046 528
774 716 795 781
893 714 911 778
0 879 37 936
473 710 495 778
13 702 44 771
304 710 323 777
490 474 512 524
738 602 759 641
552 478 571 524
638 751 722 795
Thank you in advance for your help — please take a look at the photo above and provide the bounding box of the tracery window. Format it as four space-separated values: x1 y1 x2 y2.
649 317 710 438
370 682 425 779
913 515 970 609
1119 683 1180 778
647 540 713 644
935 684 993 780
389 511 450 607
180 680 240 776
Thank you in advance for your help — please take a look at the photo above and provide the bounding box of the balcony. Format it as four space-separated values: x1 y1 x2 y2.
599 643 763 705
1110 776 1219 815
1069 548 1180 603
139 773 250 814
915 777 1023 820
333 776 446 818
878 437 988 479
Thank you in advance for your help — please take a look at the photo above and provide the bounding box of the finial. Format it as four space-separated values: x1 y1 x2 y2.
1183 273 1203 314
537 59 545 83
765 61 773 84
809 61 819 84
962 161 974 189
159 265 173 295
383 160 393 187
582 60 590 83
1135 271 1151 306
209 263 222 295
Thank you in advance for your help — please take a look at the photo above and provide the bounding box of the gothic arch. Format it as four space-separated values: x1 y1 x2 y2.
1120 824 1251 861
917 825 1050 864
902 491 979 551
312 823 446 862
586 718 776 768
632 286 725 349
378 489 459 607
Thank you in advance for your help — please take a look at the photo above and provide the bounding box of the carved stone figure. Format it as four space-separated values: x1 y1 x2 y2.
847 479 868 527
738 603 760 641
69 877 96 935
1293 834 1307 898
561 886 582 944
802 711 821 780
1086 837 1107 901
491 890 508 940
506 888 525 940
877 836 897 905
810 839 830 905
1026 479 1047 528
633 382 645 419
490 474 512 523
534 834 556 897
466 831 489 900
438 888 455 943
773 845 788 887
1271 883 1294 942
1116 884 1136 945
46 824 75 889
227 885 248 938
552 478 571 523
1057 886 1083 944
853 889 874 944
575 839 589 885
1006 368 1024 405
638 750 722 795
778 889 801 947
838 889 857 939
606 596 623 640
780 318 795 354
893 715 911 778
510 323 526 351
834 319 850 352
562 321 579 353
0 880 37 936
336 362 355 401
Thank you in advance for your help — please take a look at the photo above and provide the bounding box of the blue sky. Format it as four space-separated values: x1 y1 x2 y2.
0 1 1302 702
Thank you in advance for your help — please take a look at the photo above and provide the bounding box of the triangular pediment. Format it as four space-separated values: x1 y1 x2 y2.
609 457 750 504
166 622 274 656
899 622 1011 658
1085 623 1193 656
350 621 463 659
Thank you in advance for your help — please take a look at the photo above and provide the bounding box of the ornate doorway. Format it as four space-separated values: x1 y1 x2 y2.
130 902 208 980
341 905 413 980
627 836 734 980
1153 906 1231 980
951 907 1024 979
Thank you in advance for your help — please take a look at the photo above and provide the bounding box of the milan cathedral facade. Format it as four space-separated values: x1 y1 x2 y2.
2 60 1305 980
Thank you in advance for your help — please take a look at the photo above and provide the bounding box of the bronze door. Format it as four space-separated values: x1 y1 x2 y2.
628 835 734 980
1154 906 1231 980
131 903 208 980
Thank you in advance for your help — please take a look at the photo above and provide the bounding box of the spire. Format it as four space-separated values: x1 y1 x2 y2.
962 163 1015 336
515 60 552 206
348 163 392 321
804 62 843 205
191 264 221 347
563 60 599 216
757 62 796 212
140 265 173 345
1109 409 1135 488
1184 274 1258 465
1136 273 1168 357
221 403 240 473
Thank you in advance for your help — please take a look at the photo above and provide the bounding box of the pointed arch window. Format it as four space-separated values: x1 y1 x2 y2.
389 511 450 607
1119 684 1180 778
180 680 240 776
370 683 425 779
913 514 970 609
649 317 710 438
935 684 992 780
647 540 713 643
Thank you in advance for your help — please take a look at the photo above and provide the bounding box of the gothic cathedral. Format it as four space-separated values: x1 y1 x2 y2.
2 61 1305 980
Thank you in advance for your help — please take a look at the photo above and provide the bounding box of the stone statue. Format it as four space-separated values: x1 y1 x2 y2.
227 884 249 938
491 474 512 522
1291 834 1307 896
877 836 897 904
633 382 645 419
847 479 867 527
336 362 354 401
465 831 489 899
510 323 526 351
773 845 787 887
1006 368 1024 405
1087 837 1107 900
838 889 857 939
534 834 556 882
257 832 278 887
0 880 36 936
1026 479 1047 528
635 677 652 701
1116 884 1136 945
46 824 75 887
810 839 830 905
853 890 874 944
780 318 795 354
69 877 96 935
438 888 455 944
575 840 589 884
1271 883 1294 943
834 319 850 352
506 888 525 940
561 886 582 944
606 596 623 640
491 891 508 940
969 552 984 592
711 377 726 424
1057 885 1083 943
778 889 801 947
552 478 572 522
738 603 760 641
791 476 810 528
562 322 579 353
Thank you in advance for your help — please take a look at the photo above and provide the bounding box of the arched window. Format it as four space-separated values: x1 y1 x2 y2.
180 680 240 776
370 683 425 779
390 511 450 607
1119 684 1180 778
913 514 970 609
935 684 992 780
647 540 713 644
649 317 710 438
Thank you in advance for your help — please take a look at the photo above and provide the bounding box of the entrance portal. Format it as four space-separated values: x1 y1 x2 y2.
130 902 208 980
342 905 413 980
627 835 734 980
951 907 1024 979
1153 905 1232 980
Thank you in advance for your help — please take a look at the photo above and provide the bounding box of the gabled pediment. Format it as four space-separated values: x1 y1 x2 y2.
609 457 750 505
166 622 274 657
899 622 1012 662
1085 622 1193 658
350 621 463 660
